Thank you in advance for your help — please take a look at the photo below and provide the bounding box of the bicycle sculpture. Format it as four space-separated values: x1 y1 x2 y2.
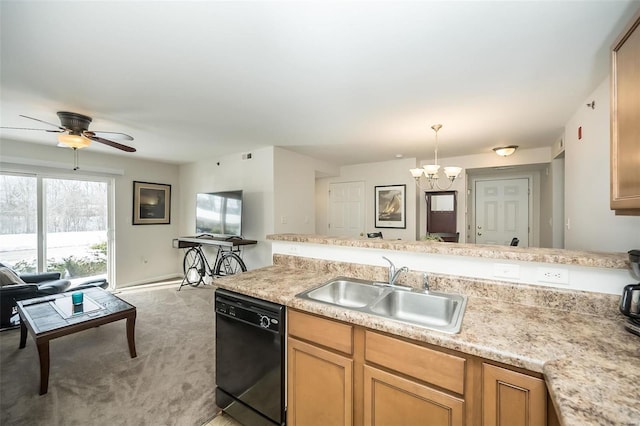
182 243 247 287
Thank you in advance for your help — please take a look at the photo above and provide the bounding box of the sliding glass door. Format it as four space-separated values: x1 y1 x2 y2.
0 174 37 272
0 173 112 285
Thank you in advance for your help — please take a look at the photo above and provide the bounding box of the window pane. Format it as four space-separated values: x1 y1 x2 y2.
44 178 108 280
0 174 38 272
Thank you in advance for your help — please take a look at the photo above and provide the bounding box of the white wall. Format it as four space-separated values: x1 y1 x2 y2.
178 146 275 271
564 77 640 252
316 158 418 240
273 147 336 234
416 147 551 244
312 76 640 254
0 138 181 288
314 148 559 245
551 156 565 249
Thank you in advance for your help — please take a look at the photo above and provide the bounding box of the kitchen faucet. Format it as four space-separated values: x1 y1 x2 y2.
382 256 409 286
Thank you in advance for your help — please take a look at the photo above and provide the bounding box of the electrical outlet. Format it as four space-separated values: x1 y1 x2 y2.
537 267 569 284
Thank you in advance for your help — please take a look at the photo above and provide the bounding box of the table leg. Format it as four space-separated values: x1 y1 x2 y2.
37 340 50 395
19 320 27 349
126 313 137 358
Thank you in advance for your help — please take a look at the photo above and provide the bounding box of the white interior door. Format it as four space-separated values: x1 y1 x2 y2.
328 181 365 236
475 178 529 246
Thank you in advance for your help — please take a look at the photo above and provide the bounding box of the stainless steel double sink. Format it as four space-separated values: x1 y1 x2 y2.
296 277 467 334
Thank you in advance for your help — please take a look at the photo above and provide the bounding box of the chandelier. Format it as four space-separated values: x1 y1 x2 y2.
410 124 462 190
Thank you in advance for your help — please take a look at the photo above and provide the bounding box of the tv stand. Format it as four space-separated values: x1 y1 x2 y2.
173 235 257 249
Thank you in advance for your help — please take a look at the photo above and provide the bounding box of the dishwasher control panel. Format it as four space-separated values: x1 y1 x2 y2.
215 291 283 333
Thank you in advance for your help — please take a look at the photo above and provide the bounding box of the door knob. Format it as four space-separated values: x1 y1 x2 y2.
477 225 482 229
477 232 482 236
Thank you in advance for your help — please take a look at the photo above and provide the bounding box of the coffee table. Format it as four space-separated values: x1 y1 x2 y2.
16 287 137 395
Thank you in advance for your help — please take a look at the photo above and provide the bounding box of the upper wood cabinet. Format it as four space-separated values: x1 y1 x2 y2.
611 9 640 214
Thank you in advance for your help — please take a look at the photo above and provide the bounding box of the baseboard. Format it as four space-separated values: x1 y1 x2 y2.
116 273 183 289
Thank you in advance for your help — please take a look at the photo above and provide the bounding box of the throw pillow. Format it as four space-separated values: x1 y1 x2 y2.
0 267 26 287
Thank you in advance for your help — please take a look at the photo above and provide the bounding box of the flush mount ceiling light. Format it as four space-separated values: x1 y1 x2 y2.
57 132 91 149
493 145 518 157
57 132 91 171
409 124 462 191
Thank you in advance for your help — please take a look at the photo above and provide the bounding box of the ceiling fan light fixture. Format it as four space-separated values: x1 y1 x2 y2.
493 145 518 157
58 133 91 149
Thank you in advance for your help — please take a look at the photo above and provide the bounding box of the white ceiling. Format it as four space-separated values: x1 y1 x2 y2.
1 1 638 166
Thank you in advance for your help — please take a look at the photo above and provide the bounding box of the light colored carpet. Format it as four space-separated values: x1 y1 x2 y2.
0 282 218 426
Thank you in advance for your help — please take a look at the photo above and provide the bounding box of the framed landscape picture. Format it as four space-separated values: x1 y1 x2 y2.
375 184 406 229
133 181 171 225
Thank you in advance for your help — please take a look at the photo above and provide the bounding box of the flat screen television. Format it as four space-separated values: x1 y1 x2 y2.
196 190 243 237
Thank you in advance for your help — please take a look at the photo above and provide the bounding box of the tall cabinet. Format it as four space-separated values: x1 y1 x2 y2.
611 8 640 214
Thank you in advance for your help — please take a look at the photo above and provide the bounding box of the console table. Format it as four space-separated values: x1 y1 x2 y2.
173 235 257 290
172 235 258 249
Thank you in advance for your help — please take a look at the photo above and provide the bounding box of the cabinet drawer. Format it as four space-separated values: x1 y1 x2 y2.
288 309 353 354
365 331 465 394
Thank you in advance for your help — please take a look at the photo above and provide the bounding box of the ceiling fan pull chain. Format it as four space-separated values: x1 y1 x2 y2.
73 147 80 171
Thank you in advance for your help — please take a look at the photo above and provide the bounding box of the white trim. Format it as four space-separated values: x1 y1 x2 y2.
117 273 183 288
1 155 125 176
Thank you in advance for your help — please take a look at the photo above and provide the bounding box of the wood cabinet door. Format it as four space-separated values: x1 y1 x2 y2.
482 364 546 426
611 9 640 212
364 365 464 426
287 337 353 426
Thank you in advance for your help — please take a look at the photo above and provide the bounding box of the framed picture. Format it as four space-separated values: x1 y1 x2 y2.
375 184 406 229
133 181 171 225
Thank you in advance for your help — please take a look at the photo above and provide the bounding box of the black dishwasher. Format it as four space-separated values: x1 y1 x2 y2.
215 289 286 426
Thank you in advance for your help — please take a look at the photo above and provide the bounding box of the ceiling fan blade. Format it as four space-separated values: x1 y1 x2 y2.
19 114 66 131
0 126 64 133
87 130 134 141
86 134 136 152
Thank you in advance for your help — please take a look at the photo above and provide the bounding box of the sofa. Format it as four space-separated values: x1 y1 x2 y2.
0 264 108 329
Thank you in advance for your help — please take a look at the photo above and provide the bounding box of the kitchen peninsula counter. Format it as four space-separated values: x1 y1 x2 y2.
267 233 629 269
214 264 640 426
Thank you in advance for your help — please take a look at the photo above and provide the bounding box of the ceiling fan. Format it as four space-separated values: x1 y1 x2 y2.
1 111 136 153
2 111 136 170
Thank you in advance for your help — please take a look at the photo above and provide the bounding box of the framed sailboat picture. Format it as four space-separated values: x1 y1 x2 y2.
375 184 406 229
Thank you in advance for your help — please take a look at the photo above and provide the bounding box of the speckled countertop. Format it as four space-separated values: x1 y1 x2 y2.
214 265 640 426
267 233 630 269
